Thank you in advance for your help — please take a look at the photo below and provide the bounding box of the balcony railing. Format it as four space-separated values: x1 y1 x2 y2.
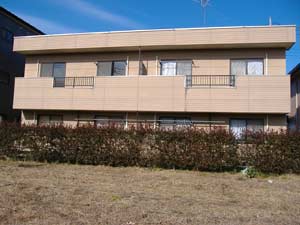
53 76 94 88
186 75 235 87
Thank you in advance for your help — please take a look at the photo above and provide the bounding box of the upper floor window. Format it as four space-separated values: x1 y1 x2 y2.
0 28 13 43
231 59 264 76
40 63 66 77
160 60 192 76
97 61 127 76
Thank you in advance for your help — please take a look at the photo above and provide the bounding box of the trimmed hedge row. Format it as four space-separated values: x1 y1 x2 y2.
0 123 299 173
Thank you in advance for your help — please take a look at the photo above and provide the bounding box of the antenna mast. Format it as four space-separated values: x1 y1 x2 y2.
193 0 210 26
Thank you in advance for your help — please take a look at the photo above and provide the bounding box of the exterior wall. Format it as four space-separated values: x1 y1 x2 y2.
23 48 286 78
0 8 42 121
289 69 300 130
21 110 287 131
14 74 290 114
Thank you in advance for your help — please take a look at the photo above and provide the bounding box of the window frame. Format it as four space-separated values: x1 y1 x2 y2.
94 115 125 127
40 62 66 78
159 116 192 129
229 118 264 138
97 60 127 76
37 115 63 126
160 59 193 76
230 58 264 76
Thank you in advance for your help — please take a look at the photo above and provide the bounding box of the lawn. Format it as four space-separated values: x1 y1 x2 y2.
0 161 300 225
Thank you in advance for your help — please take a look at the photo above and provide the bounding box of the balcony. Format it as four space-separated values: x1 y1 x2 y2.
186 75 235 87
53 77 94 87
13 75 290 113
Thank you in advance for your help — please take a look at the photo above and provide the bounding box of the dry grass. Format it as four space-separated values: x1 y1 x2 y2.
0 161 300 225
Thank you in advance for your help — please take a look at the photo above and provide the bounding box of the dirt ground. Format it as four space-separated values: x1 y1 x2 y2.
0 160 300 225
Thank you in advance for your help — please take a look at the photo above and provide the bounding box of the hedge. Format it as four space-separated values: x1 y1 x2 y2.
0 123 299 174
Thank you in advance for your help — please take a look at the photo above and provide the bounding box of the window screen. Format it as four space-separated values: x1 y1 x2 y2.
53 63 66 77
113 61 126 76
231 60 246 75
97 61 126 76
40 63 53 77
40 63 66 77
177 61 192 76
97 62 112 76
161 60 192 76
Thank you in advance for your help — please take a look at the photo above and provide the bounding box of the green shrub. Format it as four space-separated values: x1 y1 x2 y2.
0 123 300 174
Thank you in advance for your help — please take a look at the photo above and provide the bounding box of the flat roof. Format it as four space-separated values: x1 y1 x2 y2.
13 25 296 54
15 24 295 39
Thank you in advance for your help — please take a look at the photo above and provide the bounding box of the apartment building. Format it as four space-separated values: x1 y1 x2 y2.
289 63 300 130
0 7 43 122
13 25 296 135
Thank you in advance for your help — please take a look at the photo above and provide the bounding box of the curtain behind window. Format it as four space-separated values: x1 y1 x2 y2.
230 119 246 138
231 60 246 75
161 61 176 76
247 60 263 75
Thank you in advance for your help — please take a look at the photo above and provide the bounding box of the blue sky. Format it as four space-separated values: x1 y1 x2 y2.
1 0 299 72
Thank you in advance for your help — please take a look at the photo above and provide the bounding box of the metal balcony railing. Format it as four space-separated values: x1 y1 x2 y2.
186 75 235 87
53 76 94 88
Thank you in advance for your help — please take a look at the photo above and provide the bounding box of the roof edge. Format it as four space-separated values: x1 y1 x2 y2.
14 24 295 39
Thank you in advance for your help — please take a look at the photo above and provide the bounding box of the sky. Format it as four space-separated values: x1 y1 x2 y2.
1 0 299 72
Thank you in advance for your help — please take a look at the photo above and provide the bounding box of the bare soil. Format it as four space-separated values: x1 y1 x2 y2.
0 160 300 225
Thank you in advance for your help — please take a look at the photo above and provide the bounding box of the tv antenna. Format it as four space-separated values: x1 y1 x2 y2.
193 0 210 25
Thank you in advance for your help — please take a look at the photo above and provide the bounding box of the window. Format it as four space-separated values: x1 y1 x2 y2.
38 115 63 126
159 117 192 129
95 115 125 127
0 71 10 85
160 60 192 76
230 119 264 138
231 59 264 75
0 114 5 123
0 28 13 43
40 63 66 77
97 61 127 76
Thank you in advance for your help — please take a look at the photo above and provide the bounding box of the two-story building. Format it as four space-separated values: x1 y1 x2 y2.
13 25 296 135
0 7 43 122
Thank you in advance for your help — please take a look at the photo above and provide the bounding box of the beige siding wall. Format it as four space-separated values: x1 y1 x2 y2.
14 75 290 114
21 110 287 131
24 48 286 78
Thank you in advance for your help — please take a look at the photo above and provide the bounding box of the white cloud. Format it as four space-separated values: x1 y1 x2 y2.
17 13 82 34
53 0 144 29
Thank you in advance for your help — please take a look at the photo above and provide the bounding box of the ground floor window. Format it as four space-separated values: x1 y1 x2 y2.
0 114 4 123
230 118 264 138
38 115 63 126
159 117 192 129
94 115 125 127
